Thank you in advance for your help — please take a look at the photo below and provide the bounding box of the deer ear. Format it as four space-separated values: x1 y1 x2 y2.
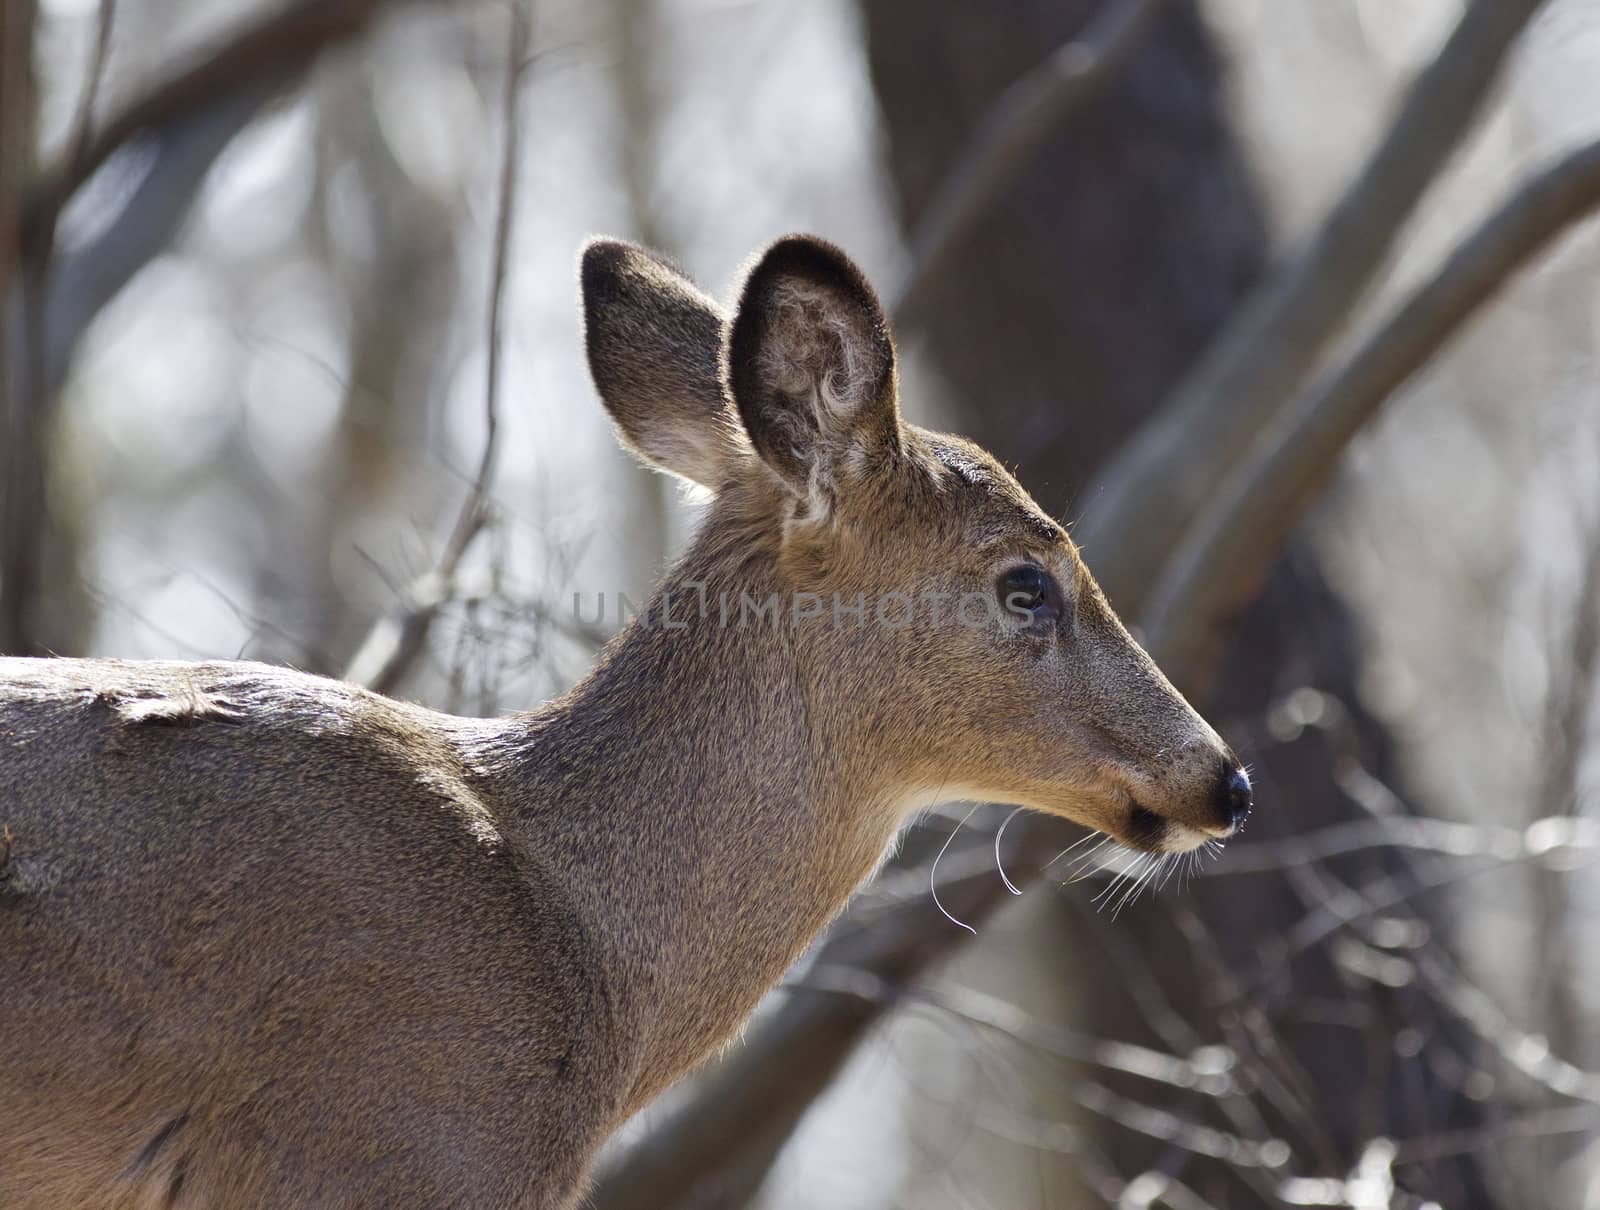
581 238 745 489
723 235 900 500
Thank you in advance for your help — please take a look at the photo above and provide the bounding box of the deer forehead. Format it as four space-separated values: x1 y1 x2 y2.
907 430 1072 556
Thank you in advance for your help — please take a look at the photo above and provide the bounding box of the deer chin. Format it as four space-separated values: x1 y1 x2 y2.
1117 800 1215 854
1158 820 1216 854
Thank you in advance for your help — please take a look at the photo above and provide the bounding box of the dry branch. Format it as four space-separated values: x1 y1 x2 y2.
63 0 118 183
1075 0 1548 609
25 0 402 237
0 0 41 655
1141 138 1600 675
41 85 273 396
32 0 420 381
3 0 415 654
344 2 528 695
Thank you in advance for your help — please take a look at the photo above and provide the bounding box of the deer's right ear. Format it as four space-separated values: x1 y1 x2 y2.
581 239 744 490
723 235 900 505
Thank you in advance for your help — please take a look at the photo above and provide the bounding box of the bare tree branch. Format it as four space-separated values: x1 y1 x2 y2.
32 0 424 389
799 965 1240 1096
3 0 417 654
1140 138 1600 676
1530 448 1600 1057
344 1 529 695
1 0 43 655
1075 0 1548 609
64 0 118 180
40 84 275 396
1393 1106 1600 1166
889 0 1164 326
25 0 402 237
1201 812 1600 877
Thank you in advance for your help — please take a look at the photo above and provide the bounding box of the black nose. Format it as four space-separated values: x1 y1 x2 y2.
1216 766 1252 832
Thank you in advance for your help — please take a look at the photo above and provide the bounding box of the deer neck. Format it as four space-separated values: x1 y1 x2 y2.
482 535 906 1104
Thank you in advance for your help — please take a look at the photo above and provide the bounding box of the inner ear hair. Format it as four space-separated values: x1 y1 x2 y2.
724 235 900 495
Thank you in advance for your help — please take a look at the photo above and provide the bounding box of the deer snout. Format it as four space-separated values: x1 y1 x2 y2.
1138 749 1252 850
1214 763 1253 836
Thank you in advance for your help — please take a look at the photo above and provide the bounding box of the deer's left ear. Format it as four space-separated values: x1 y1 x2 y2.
722 235 901 501
582 238 745 490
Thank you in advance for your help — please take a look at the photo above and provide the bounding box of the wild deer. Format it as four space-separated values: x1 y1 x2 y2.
0 235 1250 1208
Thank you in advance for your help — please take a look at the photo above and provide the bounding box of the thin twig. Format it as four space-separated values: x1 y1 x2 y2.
1414 948 1600 1106
41 83 278 396
796 964 1239 1097
345 1 528 694
65 0 118 180
1392 1106 1600 1166
1196 811 1599 877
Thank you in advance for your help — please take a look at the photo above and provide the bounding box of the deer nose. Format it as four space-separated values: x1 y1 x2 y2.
1216 765 1252 833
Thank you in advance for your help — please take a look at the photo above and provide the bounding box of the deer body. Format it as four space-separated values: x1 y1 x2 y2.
0 237 1250 1208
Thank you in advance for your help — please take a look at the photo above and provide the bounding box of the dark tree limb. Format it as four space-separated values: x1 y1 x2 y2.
1076 0 1549 609
40 85 276 397
24 0 402 238
3 0 419 655
0 0 41 655
1140 138 1600 676
890 0 1164 326
31 0 424 394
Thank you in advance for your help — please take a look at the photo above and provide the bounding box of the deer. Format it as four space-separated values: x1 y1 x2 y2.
0 234 1252 1209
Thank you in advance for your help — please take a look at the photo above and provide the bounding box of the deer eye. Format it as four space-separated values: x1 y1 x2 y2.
997 564 1059 626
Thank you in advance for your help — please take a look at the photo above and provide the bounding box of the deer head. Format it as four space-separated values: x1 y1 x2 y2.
582 234 1250 855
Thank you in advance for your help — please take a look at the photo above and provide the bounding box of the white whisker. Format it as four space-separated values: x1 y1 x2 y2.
1106 861 1143 916
1112 853 1160 917
994 806 1024 895
1155 851 1181 893
1093 850 1144 911
931 802 979 935
1116 855 1154 914
1043 828 1102 874
1065 836 1117 884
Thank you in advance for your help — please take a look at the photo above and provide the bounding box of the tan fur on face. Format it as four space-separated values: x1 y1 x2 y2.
718 420 1237 850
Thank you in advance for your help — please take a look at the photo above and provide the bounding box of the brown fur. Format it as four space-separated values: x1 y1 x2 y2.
0 235 1245 1208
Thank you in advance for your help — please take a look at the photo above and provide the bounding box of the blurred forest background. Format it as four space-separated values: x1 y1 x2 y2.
4 0 1600 1206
